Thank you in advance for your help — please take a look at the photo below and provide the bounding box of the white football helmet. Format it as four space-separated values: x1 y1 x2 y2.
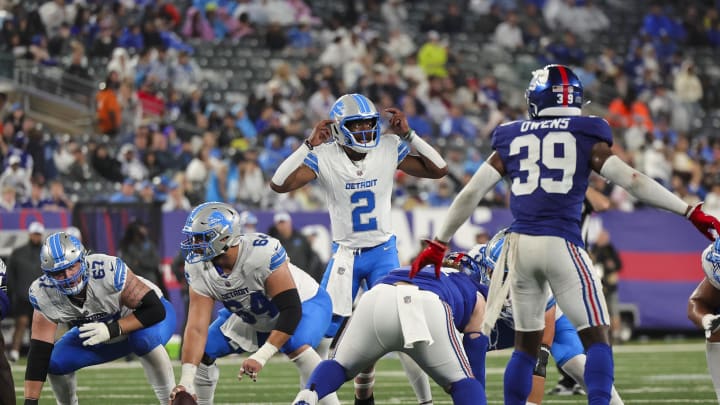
181 202 242 263
329 93 381 153
40 232 88 295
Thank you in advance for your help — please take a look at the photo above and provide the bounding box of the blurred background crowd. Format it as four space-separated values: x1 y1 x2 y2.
0 0 718 216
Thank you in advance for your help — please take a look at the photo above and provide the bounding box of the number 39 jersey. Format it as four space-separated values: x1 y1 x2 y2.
184 233 320 332
304 135 410 248
492 116 613 247
28 253 161 326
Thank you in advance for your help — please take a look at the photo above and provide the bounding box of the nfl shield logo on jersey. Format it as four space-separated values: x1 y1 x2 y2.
337 267 345 275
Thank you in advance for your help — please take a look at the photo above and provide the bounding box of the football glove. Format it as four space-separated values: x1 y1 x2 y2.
410 239 448 279
702 314 720 339
79 321 121 346
687 202 720 241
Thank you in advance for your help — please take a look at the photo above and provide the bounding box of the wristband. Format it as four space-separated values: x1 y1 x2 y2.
304 139 314 150
24 399 39 405
401 129 416 142
248 342 279 367
179 363 198 393
107 321 122 338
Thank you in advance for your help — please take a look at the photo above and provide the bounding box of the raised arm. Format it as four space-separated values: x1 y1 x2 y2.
386 107 448 179
592 141 720 240
24 310 58 404
270 120 329 193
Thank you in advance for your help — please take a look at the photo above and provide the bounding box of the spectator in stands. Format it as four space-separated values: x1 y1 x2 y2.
47 22 71 58
267 211 323 282
89 22 117 58
173 51 203 95
90 143 123 182
118 220 164 292
65 143 93 182
110 178 139 203
0 155 31 200
162 181 191 212
674 60 703 132
20 181 47 209
427 178 455 207
64 40 90 80
440 105 477 140
138 180 156 203
43 180 73 211
6 221 45 362
417 31 448 78
227 149 265 207
442 2 464 34
380 0 408 30
607 89 654 132
0 186 16 212
96 72 122 136
265 21 288 51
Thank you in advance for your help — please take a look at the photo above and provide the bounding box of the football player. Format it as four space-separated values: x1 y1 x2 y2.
292 253 489 405
24 232 176 405
171 202 339 405
477 232 624 405
271 93 448 404
412 64 720 405
688 238 720 402
0 258 14 405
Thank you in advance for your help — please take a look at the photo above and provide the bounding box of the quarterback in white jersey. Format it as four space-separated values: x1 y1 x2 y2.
171 202 338 405
271 93 448 404
24 232 176 405
689 239 720 402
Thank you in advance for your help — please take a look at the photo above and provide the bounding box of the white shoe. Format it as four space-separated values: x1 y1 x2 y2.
292 389 318 405
8 350 18 362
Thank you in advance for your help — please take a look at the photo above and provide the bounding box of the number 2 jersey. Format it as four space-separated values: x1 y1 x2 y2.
303 135 410 248
491 116 613 247
28 253 162 326
184 233 319 332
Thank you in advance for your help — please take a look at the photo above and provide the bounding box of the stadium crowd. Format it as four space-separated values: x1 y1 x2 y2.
0 0 718 215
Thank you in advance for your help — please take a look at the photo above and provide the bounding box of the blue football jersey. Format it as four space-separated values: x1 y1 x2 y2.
491 116 612 247
380 266 487 331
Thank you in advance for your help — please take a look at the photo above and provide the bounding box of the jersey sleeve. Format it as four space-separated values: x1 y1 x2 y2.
397 138 410 166
303 151 320 175
112 257 128 293
185 262 212 297
28 281 41 311
583 116 613 146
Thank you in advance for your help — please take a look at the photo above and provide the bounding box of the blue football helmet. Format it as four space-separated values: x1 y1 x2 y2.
478 228 510 278
39 232 88 295
329 93 381 153
447 249 490 285
702 238 720 288
181 202 241 264
525 64 583 119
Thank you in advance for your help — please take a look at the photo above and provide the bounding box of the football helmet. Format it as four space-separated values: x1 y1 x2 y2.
181 202 242 264
446 249 489 285
526 64 583 118
702 238 720 289
479 228 510 277
329 93 381 153
40 232 88 295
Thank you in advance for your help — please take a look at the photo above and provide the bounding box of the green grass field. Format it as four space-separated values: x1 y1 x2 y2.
10 340 719 404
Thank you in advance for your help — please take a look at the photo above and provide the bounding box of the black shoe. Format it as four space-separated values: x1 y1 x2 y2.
355 395 375 405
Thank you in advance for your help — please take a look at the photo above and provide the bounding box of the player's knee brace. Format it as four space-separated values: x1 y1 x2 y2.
533 344 551 378
449 378 486 405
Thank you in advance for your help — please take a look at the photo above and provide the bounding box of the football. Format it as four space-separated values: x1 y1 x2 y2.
171 391 197 405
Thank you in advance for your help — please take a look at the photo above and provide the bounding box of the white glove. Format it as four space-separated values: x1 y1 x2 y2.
79 322 112 346
702 314 720 338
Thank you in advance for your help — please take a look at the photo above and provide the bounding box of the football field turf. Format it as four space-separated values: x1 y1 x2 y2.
11 340 718 404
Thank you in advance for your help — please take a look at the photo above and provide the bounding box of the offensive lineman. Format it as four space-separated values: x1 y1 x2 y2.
24 232 176 405
271 93 448 404
171 202 339 405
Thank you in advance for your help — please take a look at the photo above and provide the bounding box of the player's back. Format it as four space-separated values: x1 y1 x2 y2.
491 115 612 247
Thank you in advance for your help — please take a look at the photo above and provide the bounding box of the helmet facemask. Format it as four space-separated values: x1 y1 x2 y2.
329 94 381 153
40 232 88 296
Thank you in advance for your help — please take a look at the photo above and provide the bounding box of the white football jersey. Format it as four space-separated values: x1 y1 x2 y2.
28 253 162 325
305 135 410 248
184 233 319 332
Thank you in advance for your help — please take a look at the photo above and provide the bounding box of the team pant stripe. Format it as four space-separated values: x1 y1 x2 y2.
565 242 601 325
571 244 607 325
442 302 473 378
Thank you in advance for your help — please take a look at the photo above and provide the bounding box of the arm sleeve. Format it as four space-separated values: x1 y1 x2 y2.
132 290 165 327
271 289 302 335
270 142 313 186
599 155 688 215
407 132 447 168
436 163 502 242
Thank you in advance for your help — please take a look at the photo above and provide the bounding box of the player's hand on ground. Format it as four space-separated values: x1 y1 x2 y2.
238 358 264 382
78 322 112 346
307 119 334 147
687 202 720 241
384 107 410 136
702 314 720 338
410 239 448 279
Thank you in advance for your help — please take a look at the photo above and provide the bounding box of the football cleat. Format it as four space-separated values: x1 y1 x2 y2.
292 389 318 405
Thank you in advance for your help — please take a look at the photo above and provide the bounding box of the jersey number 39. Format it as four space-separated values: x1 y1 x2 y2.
509 132 577 196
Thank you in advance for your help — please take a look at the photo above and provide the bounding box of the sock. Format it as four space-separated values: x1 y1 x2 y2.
138 345 176 404
560 355 586 390
48 373 79 405
503 351 535 405
463 334 489 389
292 348 340 405
585 343 613 405
707 341 720 403
194 362 220 405
308 360 350 399
354 368 375 400
354 395 375 405
317 337 333 359
450 378 486 405
398 352 433 404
